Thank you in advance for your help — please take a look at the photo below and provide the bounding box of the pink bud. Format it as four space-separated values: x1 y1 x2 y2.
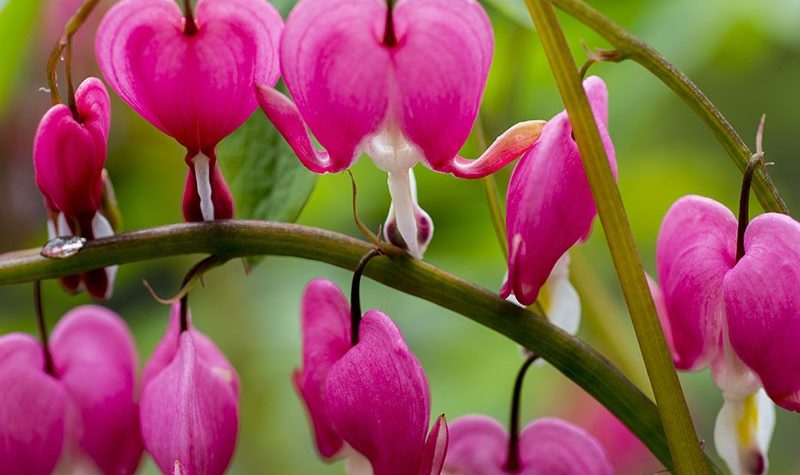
501 76 616 306
140 304 239 475
95 0 283 222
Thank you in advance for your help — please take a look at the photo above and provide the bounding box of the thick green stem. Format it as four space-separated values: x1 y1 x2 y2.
552 0 789 215
524 1 709 473
1 220 681 468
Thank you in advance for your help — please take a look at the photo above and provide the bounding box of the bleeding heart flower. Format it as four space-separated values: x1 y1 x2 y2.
443 415 613 475
501 76 615 306
33 77 117 300
294 279 448 474
95 0 283 222
257 0 545 257
0 306 143 475
140 303 239 475
652 194 800 474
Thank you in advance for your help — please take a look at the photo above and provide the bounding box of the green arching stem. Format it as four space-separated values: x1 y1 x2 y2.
46 0 101 112
551 0 789 216
523 0 709 473
350 248 383 345
0 220 722 473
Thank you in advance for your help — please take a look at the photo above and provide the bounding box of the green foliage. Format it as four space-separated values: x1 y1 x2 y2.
0 0 42 115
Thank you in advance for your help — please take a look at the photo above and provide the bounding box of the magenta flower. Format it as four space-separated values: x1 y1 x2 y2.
0 305 143 475
33 77 117 300
294 279 448 474
501 76 616 306
95 0 283 222
652 194 800 474
140 303 240 475
443 415 613 474
257 0 544 257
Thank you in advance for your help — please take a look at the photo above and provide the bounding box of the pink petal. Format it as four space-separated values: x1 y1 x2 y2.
501 76 614 305
516 418 613 474
95 0 282 152
656 195 737 371
724 213 800 411
443 415 507 475
49 305 143 475
417 415 448 475
33 77 109 217
648 274 678 361
140 314 239 475
293 279 351 459
450 120 545 179
392 0 493 173
277 0 389 172
0 334 68 475
325 310 430 475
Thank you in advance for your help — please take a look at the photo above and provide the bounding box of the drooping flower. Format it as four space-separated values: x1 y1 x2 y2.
294 279 448 474
139 303 240 475
257 0 545 257
95 0 283 221
651 194 800 474
33 77 117 300
501 76 616 306
0 305 143 475
443 415 613 475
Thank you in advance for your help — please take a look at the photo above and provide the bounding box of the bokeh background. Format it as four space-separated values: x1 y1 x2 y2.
1 0 799 473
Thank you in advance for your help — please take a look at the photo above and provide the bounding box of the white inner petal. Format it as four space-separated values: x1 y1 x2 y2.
343 446 373 475
365 126 422 173
544 253 581 336
193 152 214 221
714 390 775 475
387 169 421 258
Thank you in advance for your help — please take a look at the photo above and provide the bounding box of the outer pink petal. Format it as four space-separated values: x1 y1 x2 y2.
96 0 282 151
725 213 800 411
279 0 389 171
501 76 614 305
517 418 613 474
33 78 109 217
443 415 508 475
140 331 239 475
49 305 143 475
648 274 678 361
0 334 68 475
392 0 493 172
325 310 430 475
142 303 240 399
656 195 736 371
293 279 351 459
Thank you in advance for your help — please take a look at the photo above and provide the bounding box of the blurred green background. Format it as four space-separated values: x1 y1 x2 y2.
1 0 799 473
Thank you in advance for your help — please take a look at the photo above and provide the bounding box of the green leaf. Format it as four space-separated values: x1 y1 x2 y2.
217 109 317 268
482 0 534 28
0 0 43 115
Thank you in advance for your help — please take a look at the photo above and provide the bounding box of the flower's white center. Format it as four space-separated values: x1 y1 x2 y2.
714 389 774 475
193 153 214 221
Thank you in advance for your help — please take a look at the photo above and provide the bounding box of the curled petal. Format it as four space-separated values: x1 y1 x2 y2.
293 279 351 459
279 0 389 171
714 390 774 475
724 213 800 411
0 334 68 475
33 77 109 217
502 76 615 306
50 305 143 475
96 0 282 151
449 120 545 179
140 320 239 475
655 195 737 371
325 311 430 475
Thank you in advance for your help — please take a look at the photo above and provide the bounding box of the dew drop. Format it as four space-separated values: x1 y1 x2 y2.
41 236 87 259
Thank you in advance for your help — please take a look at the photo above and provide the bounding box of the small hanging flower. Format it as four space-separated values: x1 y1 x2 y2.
294 278 448 474
0 305 143 475
139 303 240 475
257 0 545 257
33 77 118 300
95 0 284 221
501 76 615 306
